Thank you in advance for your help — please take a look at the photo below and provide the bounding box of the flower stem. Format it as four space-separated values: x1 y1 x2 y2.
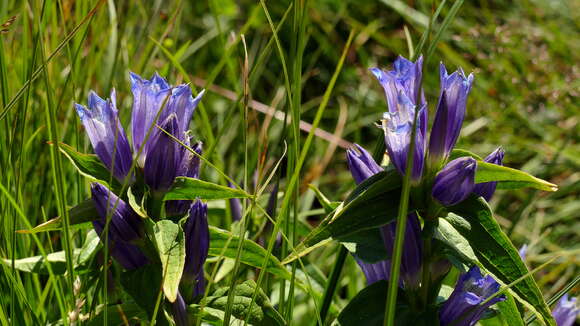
319 245 348 324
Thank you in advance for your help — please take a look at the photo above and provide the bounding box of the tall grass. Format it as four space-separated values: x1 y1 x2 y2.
0 0 577 324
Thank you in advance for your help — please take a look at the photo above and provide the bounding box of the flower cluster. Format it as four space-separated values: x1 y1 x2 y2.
75 73 210 321
371 56 504 207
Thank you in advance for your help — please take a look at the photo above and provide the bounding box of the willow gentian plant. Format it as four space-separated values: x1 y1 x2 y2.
73 73 209 325
327 55 559 326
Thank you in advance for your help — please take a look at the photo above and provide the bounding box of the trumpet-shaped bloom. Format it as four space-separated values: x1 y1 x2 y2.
183 200 209 297
372 56 427 181
433 157 477 206
346 144 384 184
90 182 147 269
552 294 579 326
75 72 205 198
75 90 133 182
474 147 505 201
440 266 505 326
429 64 474 162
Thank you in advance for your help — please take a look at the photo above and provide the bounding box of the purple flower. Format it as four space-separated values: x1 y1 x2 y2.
429 64 474 163
432 157 477 206
552 294 579 326
440 266 505 326
90 182 148 270
75 72 205 199
183 199 209 297
75 90 133 182
356 213 423 289
346 144 384 184
474 147 505 201
371 56 427 182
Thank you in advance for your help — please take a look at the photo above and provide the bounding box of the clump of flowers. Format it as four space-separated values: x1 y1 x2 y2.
74 73 209 325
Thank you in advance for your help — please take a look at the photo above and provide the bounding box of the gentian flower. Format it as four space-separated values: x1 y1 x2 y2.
432 157 477 206
429 64 474 163
473 147 505 201
75 90 133 182
552 294 579 326
371 56 427 182
172 293 189 326
183 199 209 297
75 72 204 196
440 266 505 326
166 141 203 216
91 182 148 270
345 145 422 288
346 144 384 184
518 244 528 261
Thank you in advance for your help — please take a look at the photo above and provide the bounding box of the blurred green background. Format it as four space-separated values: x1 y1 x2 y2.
0 0 577 324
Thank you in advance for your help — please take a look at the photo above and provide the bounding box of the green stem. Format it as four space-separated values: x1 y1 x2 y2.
318 246 348 325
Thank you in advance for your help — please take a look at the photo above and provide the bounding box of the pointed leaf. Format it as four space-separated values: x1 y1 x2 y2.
57 142 121 191
120 264 162 318
153 220 186 303
18 199 98 234
164 177 252 201
284 171 401 264
446 197 556 326
476 162 557 191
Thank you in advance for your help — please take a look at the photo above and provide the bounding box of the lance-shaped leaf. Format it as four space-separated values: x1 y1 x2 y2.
3 230 100 274
153 220 185 303
475 162 557 192
448 148 557 192
283 171 401 264
120 264 162 319
18 199 98 234
164 177 252 201
57 142 122 192
445 197 556 326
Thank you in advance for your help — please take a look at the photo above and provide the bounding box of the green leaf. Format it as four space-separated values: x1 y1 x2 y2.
57 142 121 191
479 293 525 326
446 197 556 326
339 228 387 263
283 171 401 264
153 220 186 303
450 148 557 191
475 162 557 192
3 230 100 274
308 184 340 213
120 264 162 318
86 303 148 326
200 280 285 326
164 177 253 201
208 226 290 280
17 199 98 234
336 280 434 326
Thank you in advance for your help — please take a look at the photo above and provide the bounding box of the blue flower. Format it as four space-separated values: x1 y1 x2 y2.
440 266 505 326
75 72 205 195
474 147 505 201
371 56 427 182
183 199 209 298
552 294 579 326
429 64 474 163
346 144 384 184
75 90 133 182
432 157 477 206
90 182 148 270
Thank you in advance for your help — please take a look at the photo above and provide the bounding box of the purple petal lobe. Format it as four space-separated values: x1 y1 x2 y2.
346 144 384 184
432 157 477 206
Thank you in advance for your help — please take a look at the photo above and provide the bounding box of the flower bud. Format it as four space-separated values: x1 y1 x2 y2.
432 157 477 206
